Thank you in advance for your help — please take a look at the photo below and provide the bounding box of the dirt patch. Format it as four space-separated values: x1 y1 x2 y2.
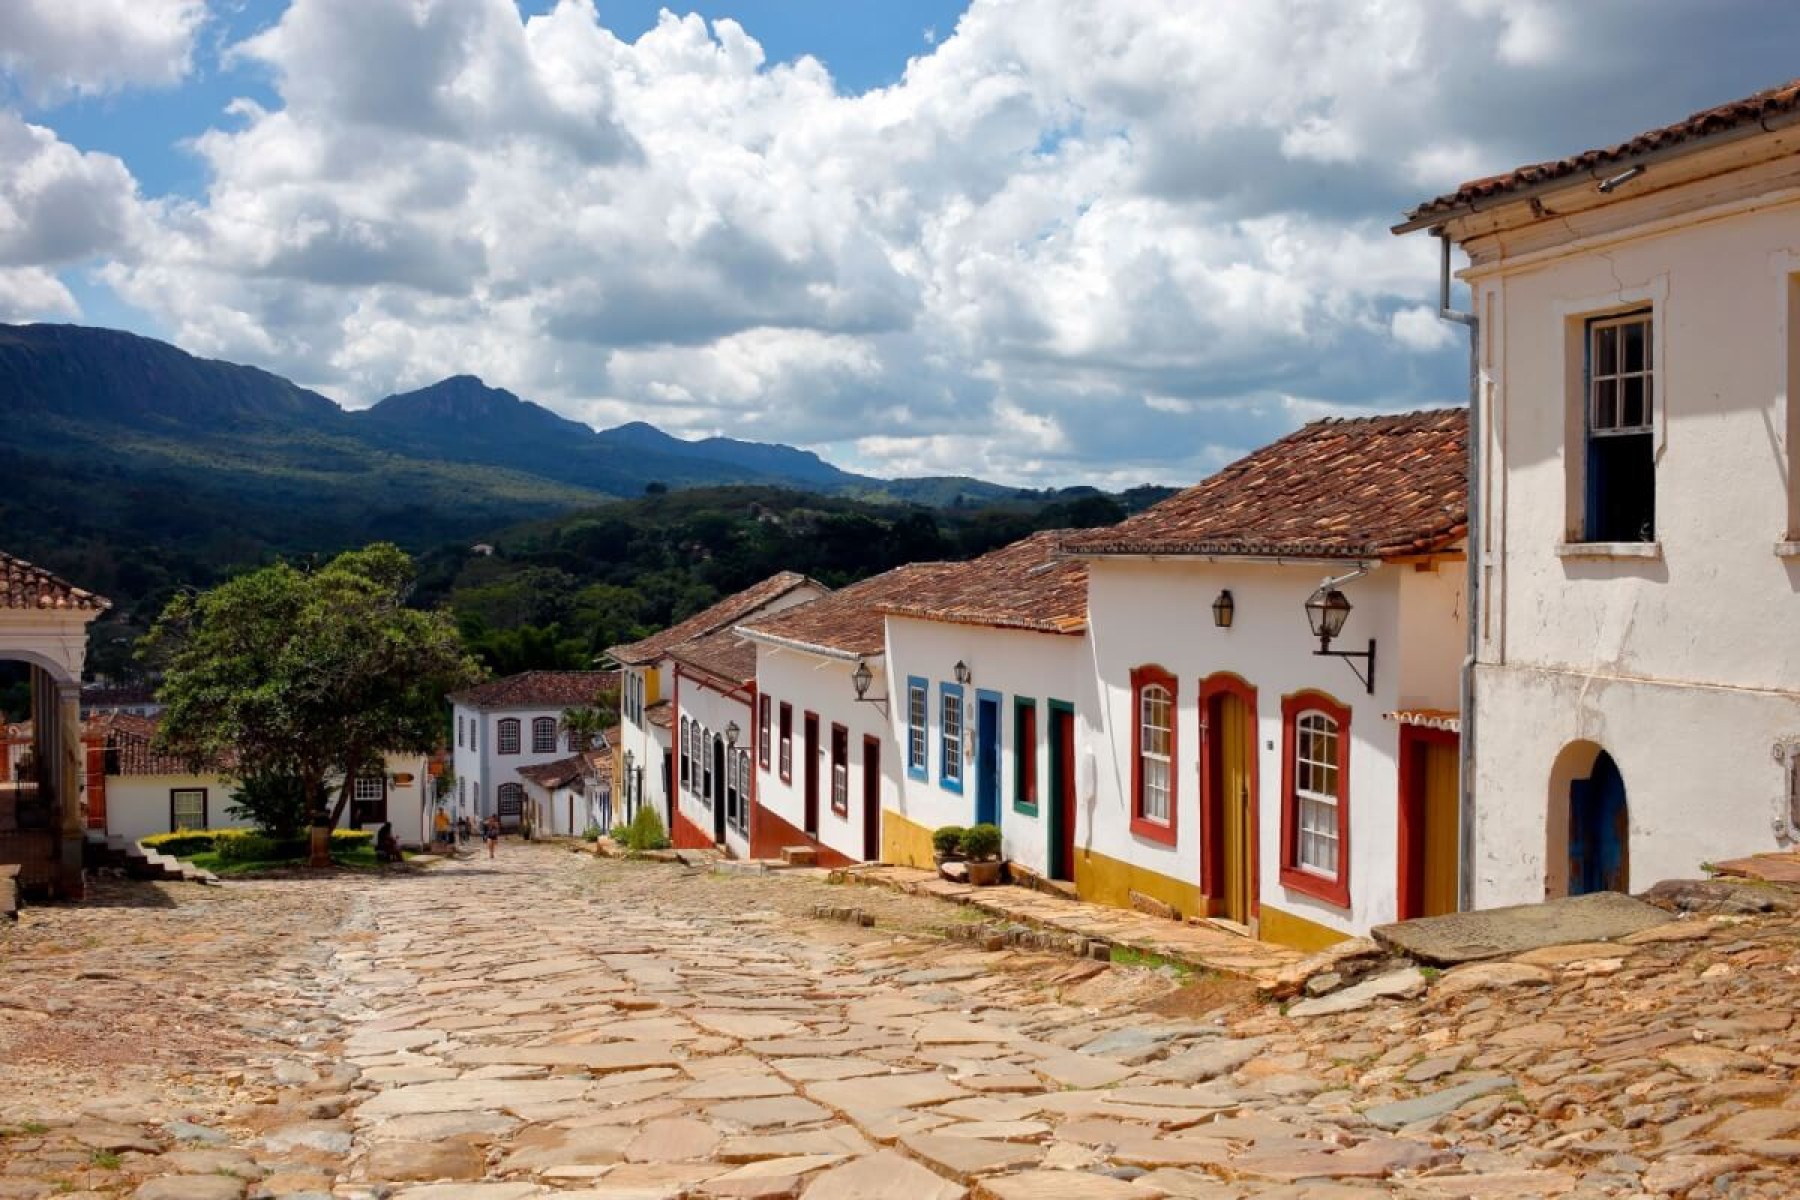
1139 972 1262 1020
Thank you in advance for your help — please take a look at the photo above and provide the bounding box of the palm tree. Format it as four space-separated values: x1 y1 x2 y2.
559 705 607 754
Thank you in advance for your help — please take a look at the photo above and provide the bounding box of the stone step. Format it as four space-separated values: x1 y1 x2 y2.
780 845 818 867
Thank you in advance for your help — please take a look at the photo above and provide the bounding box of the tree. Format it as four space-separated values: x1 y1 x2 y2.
558 703 610 754
144 543 483 865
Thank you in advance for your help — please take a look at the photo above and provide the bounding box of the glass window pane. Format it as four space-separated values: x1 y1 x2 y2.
1622 375 1644 428
1623 319 1645 373
1593 378 1617 430
1595 324 1618 376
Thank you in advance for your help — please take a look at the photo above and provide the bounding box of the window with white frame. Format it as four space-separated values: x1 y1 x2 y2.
352 774 387 825
907 678 927 778
940 686 963 787
1293 710 1341 875
702 727 714 803
779 703 793 781
170 787 207 831
830 724 849 815
1585 312 1656 543
680 717 691 789
1138 683 1172 823
498 718 520 755
532 717 556 753
732 750 750 835
758 694 772 769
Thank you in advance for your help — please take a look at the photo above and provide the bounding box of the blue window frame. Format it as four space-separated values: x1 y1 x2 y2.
939 682 964 794
906 676 929 780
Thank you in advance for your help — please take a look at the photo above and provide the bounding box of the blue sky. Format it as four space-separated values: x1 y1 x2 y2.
2 1 1797 486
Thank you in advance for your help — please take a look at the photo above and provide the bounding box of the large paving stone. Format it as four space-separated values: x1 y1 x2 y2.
1371 892 1669 966
1285 968 1425 1017
625 1117 722 1162
365 1139 486 1182
359 1078 591 1117
800 1150 965 1200
973 1169 1164 1198
454 1044 679 1073
1363 1076 1515 1130
806 1073 966 1112
134 1178 247 1200
899 1133 1043 1179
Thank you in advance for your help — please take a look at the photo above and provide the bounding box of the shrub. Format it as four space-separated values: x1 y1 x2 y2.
932 825 966 857
225 773 325 840
609 823 629 843
582 823 602 840
142 829 217 857
215 832 281 863
960 823 1002 861
622 805 670 852
330 829 374 846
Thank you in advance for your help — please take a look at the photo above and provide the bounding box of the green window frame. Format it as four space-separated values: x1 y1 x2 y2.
1013 695 1039 814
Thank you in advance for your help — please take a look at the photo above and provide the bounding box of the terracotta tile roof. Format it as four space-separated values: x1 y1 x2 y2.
90 712 233 776
878 532 1089 636
1385 708 1461 734
449 670 619 709
644 699 672 729
1064 409 1467 561
607 572 822 666
738 563 962 658
0 550 109 612
1403 77 1800 228
518 755 585 790
584 747 614 783
670 629 760 687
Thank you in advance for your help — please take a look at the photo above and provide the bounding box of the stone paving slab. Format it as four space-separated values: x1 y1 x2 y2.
1370 890 1671 965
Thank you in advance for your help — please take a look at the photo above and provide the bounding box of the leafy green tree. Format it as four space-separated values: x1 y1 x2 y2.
558 704 609 753
143 543 483 864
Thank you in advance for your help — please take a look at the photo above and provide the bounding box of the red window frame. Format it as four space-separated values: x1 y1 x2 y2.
758 694 772 769
1279 689 1353 909
1129 664 1178 846
778 702 793 784
830 723 849 816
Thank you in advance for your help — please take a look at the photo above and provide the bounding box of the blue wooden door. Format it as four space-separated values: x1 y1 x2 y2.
975 694 1001 827
1570 752 1628 895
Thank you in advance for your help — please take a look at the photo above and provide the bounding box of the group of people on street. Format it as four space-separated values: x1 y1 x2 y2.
431 807 504 858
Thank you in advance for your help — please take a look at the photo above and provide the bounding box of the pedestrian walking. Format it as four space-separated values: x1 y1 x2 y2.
483 813 500 859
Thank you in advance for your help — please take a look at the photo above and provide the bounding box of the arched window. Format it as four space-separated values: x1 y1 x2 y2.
532 716 556 753
1129 665 1177 845
497 718 521 755
680 717 691 789
1280 691 1352 908
497 782 524 821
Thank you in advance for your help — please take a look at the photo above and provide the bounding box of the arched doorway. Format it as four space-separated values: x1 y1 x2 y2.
1569 750 1629 895
712 735 726 845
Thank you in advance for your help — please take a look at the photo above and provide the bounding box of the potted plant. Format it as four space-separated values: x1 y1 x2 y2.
960 823 1003 886
932 825 966 869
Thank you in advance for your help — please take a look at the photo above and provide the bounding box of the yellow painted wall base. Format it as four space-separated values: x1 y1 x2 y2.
884 809 935 870
1073 847 1203 919
1258 903 1350 952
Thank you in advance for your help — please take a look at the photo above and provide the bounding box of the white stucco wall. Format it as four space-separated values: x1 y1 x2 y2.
106 774 250 843
751 646 894 863
1083 556 1463 937
671 668 753 854
451 701 579 822
883 617 1089 875
1464 186 1800 894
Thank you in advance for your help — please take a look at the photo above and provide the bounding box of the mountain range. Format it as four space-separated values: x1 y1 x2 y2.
0 322 1025 616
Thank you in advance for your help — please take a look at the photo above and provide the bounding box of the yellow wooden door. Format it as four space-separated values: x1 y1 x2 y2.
1422 742 1460 917
1218 695 1251 925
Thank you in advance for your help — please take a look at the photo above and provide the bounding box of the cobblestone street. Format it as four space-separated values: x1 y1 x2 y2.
3 843 1799 1198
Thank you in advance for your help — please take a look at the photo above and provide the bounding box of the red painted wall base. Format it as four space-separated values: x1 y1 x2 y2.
671 805 715 851
749 801 857 869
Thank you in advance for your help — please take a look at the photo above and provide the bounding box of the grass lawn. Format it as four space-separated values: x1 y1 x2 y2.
184 845 405 876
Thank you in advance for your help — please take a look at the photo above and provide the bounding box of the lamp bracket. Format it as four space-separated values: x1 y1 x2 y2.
853 695 889 716
1313 637 1376 695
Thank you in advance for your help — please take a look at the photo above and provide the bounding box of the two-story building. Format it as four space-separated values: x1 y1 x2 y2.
607 572 825 840
448 670 616 831
1063 411 1467 949
1398 78 1800 905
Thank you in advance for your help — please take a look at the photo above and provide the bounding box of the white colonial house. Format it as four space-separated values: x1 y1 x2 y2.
876 535 1091 883
1399 78 1800 905
516 743 614 839
1062 411 1468 950
449 671 616 832
85 712 436 847
0 551 107 899
607 572 824 845
737 564 954 866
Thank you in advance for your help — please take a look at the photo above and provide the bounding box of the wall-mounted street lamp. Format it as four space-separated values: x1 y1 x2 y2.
725 721 740 748
1304 574 1376 695
1212 589 1235 629
953 660 972 687
851 659 889 715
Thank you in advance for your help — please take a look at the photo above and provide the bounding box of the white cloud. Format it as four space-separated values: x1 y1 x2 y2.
0 0 204 103
67 0 1800 485
0 266 79 320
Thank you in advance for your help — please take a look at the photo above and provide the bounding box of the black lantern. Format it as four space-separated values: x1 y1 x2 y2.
725 720 740 748
1212 589 1235 629
850 658 888 714
1303 583 1375 694
953 659 972 686
1304 588 1352 646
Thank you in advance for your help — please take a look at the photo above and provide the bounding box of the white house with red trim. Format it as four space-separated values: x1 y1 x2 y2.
607 573 824 848
448 671 617 832
1398 78 1800 904
1063 411 1468 950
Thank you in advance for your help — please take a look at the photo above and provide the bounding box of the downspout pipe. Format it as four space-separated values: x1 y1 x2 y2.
1435 232 1481 913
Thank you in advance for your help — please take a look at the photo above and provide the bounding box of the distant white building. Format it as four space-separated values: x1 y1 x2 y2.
516 743 615 839
448 671 617 832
